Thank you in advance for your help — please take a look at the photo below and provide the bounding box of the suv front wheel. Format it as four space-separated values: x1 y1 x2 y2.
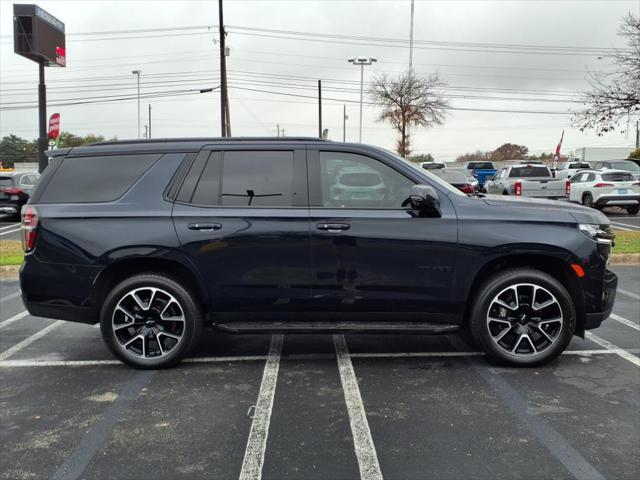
100 273 203 368
469 269 575 367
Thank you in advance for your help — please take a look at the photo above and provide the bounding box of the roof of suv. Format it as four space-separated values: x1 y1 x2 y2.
46 137 333 157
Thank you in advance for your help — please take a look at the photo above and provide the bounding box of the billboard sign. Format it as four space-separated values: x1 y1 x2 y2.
13 4 66 67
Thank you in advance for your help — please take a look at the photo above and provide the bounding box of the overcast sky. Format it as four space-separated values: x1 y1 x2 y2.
1 0 639 159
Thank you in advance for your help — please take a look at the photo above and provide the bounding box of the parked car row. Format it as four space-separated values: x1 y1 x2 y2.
0 171 40 219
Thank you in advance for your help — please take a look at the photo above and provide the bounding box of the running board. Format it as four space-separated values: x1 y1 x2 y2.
214 321 459 335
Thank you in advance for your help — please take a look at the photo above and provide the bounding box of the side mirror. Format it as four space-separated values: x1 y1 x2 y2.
408 184 441 216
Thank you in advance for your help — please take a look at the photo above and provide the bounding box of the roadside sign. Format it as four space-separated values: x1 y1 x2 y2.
48 113 60 140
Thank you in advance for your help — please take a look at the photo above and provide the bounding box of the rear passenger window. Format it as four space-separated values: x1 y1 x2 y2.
39 154 162 203
222 151 293 207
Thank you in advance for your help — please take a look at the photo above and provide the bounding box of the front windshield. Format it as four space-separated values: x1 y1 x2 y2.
392 153 466 196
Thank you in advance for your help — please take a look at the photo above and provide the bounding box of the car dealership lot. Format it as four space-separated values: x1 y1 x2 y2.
0 267 638 480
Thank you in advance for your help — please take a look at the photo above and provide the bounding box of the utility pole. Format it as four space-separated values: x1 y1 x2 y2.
348 57 377 143
148 104 152 139
277 124 280 137
37 59 47 173
218 0 228 137
343 105 347 142
636 120 639 148
318 80 322 138
144 125 148 139
132 70 141 139
409 0 415 73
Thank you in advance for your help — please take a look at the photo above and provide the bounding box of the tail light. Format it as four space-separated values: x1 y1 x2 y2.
565 180 571 196
593 183 614 188
459 184 474 194
21 206 38 253
2 187 24 196
514 180 522 196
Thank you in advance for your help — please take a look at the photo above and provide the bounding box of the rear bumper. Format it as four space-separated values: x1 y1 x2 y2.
595 195 640 207
19 258 101 325
583 268 618 330
0 203 18 215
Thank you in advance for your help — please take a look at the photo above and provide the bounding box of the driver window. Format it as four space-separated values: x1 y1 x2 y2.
319 152 414 208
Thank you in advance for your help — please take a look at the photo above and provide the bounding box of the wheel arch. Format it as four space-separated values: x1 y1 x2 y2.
91 255 209 323
463 253 587 337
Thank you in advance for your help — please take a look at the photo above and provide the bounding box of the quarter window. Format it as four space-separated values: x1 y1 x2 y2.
319 152 414 208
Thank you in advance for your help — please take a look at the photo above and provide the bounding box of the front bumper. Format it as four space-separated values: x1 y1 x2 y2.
583 268 618 330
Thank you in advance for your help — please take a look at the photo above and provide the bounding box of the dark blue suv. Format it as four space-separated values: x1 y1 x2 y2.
20 138 617 368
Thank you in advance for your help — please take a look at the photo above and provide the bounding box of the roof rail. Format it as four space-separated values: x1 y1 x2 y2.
93 137 330 146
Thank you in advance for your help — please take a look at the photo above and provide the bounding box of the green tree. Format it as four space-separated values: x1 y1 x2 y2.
0 134 30 168
57 132 105 148
410 153 435 163
629 147 640 160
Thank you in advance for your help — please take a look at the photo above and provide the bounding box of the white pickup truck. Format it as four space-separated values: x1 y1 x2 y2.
485 164 569 199
555 161 591 179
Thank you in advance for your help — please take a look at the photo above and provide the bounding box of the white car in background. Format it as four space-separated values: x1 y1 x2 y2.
568 169 640 214
556 161 591 179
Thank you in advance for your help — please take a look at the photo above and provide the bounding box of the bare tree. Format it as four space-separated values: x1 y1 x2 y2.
573 13 640 135
368 72 449 157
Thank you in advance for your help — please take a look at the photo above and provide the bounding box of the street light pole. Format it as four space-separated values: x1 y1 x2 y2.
132 70 141 139
348 57 377 143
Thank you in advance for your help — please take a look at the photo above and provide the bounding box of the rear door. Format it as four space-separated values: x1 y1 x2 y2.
307 148 459 321
171 145 311 313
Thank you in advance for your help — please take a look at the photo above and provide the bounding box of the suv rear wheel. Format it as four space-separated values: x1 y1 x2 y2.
100 273 203 368
582 192 594 208
469 269 575 367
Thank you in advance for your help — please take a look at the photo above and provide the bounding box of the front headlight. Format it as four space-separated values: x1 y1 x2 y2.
578 224 614 244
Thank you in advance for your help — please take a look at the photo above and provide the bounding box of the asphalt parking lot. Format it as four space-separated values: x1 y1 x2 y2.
0 264 638 480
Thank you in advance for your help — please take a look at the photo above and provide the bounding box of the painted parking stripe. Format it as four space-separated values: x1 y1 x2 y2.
610 313 640 332
0 227 21 236
0 223 20 231
447 336 606 480
0 291 22 303
334 335 383 480
2 349 639 369
0 320 63 361
49 371 155 480
617 288 640 301
611 220 640 230
585 331 640 367
239 335 284 480
0 310 28 330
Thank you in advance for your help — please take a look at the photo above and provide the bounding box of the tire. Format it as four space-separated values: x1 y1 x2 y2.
626 205 639 215
582 192 595 209
100 273 203 369
468 269 575 367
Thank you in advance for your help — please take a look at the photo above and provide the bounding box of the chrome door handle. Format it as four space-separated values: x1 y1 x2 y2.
316 223 350 232
188 223 222 231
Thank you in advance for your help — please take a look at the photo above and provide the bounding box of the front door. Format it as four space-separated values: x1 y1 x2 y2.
172 147 311 313
307 149 459 322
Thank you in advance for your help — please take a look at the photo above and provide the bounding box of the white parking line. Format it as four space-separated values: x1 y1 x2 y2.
611 220 640 230
0 291 22 303
239 335 284 480
334 335 383 480
0 355 269 368
617 288 640 301
610 313 640 332
0 223 20 231
0 320 64 361
0 310 28 330
0 227 21 236
585 331 640 367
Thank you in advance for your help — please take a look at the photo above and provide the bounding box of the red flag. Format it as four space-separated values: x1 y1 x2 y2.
555 130 564 156
48 113 60 140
